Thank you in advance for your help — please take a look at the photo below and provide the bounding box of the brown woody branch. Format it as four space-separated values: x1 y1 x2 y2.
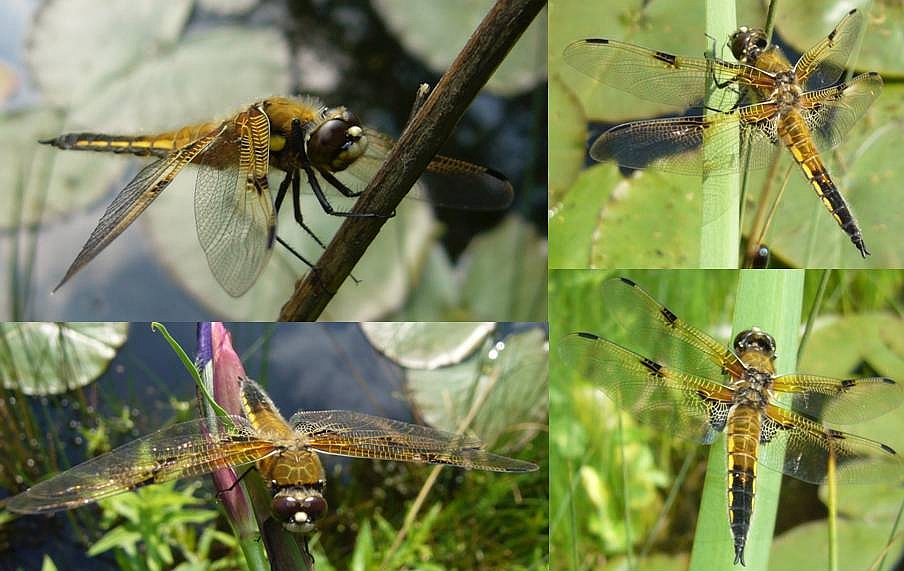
278 0 546 321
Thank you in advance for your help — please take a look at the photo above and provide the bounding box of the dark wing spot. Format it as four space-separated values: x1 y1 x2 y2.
576 331 599 340
640 357 664 376
653 51 678 67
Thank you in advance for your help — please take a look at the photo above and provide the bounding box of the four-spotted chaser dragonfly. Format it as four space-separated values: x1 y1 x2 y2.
6 377 536 535
563 9 882 258
560 277 903 566
43 96 513 297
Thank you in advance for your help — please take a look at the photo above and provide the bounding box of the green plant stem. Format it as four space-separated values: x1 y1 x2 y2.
690 270 804 569
700 1 740 267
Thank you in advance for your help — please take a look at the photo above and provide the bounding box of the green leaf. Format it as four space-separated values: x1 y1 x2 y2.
360 322 495 369
458 215 547 321
28 0 192 106
405 327 547 450
771 519 903 571
0 322 128 394
350 519 374 571
550 165 701 268
372 0 546 96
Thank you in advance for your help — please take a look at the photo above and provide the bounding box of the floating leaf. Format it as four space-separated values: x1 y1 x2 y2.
361 322 495 369
405 327 547 451
372 0 546 96
0 322 129 395
28 0 192 107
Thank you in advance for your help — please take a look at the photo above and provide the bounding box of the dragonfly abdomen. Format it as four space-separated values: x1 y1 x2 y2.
41 122 223 159
779 114 868 257
726 407 761 566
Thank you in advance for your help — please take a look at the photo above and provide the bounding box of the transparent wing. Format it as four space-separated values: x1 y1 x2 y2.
288 410 536 472
5 417 274 514
771 374 903 425
794 9 864 90
589 99 786 175
590 72 881 175
562 37 766 108
560 331 904 486
559 330 734 440
585 277 746 379
801 72 883 150
195 105 275 297
54 132 219 291
758 404 904 485
335 129 513 210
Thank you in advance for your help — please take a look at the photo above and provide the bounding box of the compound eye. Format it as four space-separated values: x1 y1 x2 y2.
755 37 767 49
272 495 302 522
311 118 353 156
300 496 328 521
733 329 776 357
307 113 367 171
271 494 329 525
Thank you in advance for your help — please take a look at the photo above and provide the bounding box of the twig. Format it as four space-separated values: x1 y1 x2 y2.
278 0 545 321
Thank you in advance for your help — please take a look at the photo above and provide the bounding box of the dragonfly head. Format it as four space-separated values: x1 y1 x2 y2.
729 25 768 65
307 107 368 172
271 488 328 534
733 327 777 360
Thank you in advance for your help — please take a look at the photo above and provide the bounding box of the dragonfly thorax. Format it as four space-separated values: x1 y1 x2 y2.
770 71 804 111
732 369 775 409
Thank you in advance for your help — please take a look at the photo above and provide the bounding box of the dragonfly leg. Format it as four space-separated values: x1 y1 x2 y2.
290 172 329 250
303 166 393 219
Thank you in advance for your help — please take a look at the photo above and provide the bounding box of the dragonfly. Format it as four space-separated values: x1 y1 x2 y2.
560 277 904 566
5 377 536 536
42 96 514 297
563 9 882 258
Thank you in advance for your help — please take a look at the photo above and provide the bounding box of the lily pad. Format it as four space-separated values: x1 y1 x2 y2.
360 322 495 369
405 327 547 451
146 175 438 320
549 76 587 203
457 215 547 321
372 0 546 96
775 3 904 78
0 322 128 395
28 0 192 107
771 519 902 570
550 164 701 268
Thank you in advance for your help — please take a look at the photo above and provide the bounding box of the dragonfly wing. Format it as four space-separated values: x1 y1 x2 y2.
771 373 903 424
590 100 782 175
195 105 275 297
5 417 275 513
758 404 904 485
590 278 746 380
341 129 513 210
563 38 745 108
559 330 735 440
289 410 537 472
794 9 864 90
801 72 883 151
54 133 219 291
